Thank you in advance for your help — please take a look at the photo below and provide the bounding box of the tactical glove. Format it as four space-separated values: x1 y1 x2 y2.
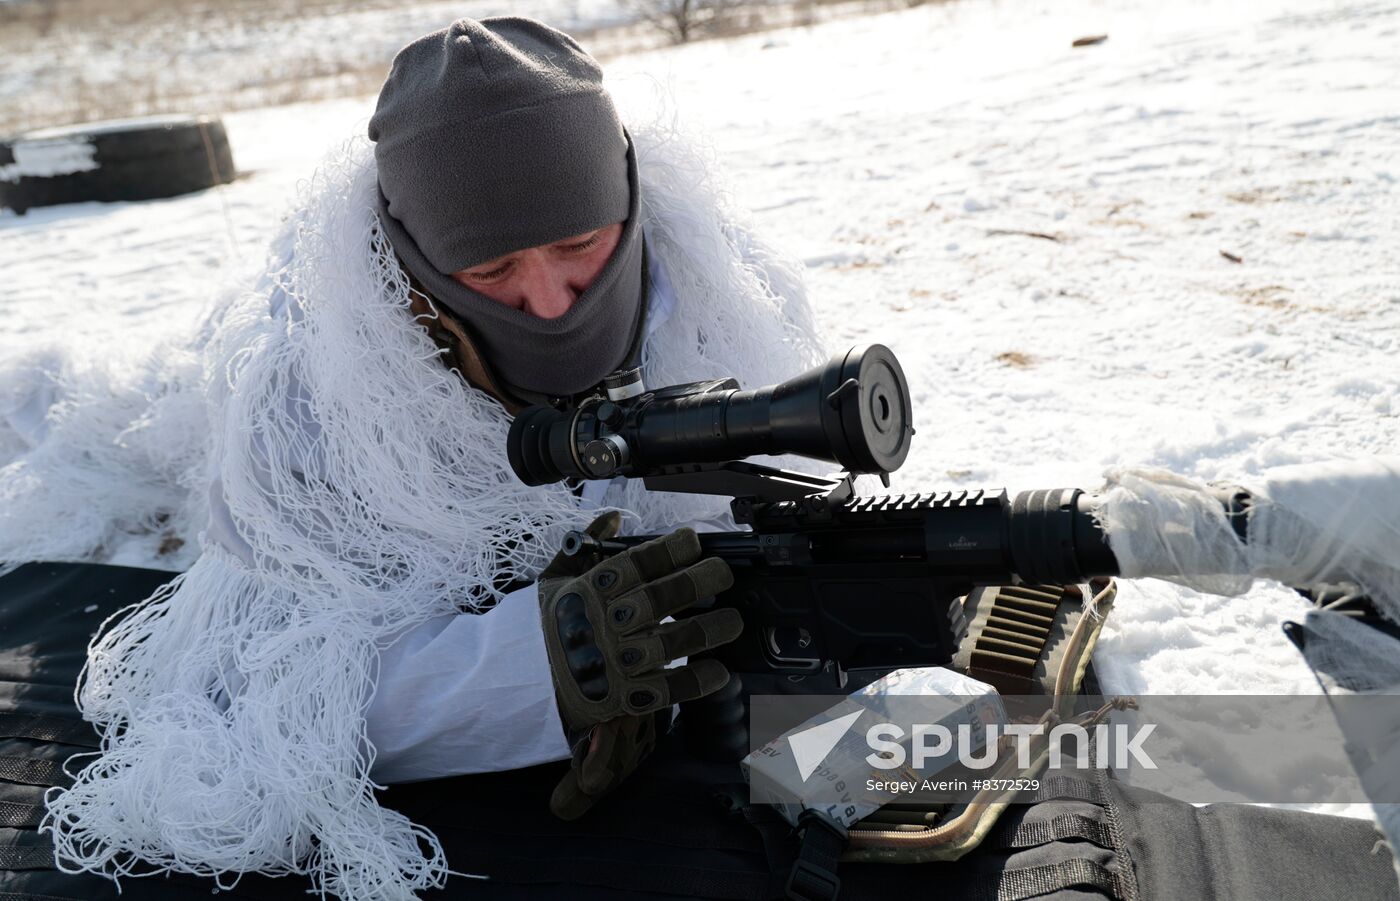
549 707 672 821
538 511 741 817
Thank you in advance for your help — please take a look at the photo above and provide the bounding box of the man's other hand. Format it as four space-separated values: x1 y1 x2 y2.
538 511 741 817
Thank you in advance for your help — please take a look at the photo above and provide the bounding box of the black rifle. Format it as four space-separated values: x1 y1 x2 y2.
507 345 1256 757
567 471 1122 685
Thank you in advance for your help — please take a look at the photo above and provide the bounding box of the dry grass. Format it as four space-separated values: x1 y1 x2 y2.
0 0 944 136
994 351 1037 368
0 0 403 134
1223 284 1367 320
1 0 356 30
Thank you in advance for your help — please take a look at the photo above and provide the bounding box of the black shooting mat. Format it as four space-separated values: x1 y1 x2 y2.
0 562 1396 901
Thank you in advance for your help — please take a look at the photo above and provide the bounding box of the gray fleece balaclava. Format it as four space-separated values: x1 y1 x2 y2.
369 16 645 397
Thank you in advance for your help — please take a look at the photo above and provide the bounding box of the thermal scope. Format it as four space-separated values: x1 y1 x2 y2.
507 345 915 486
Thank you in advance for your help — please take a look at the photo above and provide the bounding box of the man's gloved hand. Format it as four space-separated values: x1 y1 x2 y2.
549 707 672 821
538 511 741 818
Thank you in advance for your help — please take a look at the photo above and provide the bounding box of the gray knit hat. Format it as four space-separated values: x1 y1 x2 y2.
369 17 646 397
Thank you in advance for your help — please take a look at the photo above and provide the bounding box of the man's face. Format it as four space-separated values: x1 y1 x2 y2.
451 222 624 320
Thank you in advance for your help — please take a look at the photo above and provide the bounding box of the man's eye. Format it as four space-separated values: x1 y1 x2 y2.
465 263 511 281
562 235 601 253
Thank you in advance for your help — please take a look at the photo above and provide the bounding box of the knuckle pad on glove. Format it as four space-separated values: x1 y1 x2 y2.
607 600 639 628
593 554 642 599
616 639 657 671
551 592 611 701
625 686 663 713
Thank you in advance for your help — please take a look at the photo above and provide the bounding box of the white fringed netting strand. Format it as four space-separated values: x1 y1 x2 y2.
0 337 209 575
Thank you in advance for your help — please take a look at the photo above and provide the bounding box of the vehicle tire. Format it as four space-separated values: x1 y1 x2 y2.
0 115 236 214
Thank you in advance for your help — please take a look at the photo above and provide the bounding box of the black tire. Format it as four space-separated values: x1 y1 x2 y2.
0 115 236 215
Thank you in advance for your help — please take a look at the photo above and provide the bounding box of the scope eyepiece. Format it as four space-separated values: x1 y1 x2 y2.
506 344 915 487
506 404 577 487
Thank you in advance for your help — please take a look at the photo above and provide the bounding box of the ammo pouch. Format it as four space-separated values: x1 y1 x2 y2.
821 582 1120 872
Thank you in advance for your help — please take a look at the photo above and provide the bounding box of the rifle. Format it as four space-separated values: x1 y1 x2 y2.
507 345 1253 757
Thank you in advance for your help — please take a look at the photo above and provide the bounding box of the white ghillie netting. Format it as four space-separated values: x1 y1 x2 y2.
32 116 828 900
0 337 209 575
1095 457 1400 883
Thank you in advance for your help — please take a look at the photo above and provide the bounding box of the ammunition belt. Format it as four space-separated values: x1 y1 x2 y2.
956 584 1085 696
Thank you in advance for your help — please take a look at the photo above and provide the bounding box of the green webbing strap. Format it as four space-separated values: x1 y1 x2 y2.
0 845 56 871
0 756 68 788
988 812 1114 851
0 715 97 750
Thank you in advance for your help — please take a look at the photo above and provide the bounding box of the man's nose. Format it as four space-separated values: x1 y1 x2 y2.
519 257 578 320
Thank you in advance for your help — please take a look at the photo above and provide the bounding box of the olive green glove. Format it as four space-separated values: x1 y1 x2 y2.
538 511 742 818
549 708 671 821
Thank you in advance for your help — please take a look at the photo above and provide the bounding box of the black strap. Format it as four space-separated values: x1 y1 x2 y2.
0 715 97 750
437 802 764 854
0 756 68 788
785 810 847 901
989 812 1114 851
479 852 771 900
0 844 56 871
966 857 1128 901
0 800 47 829
744 807 798 900
1033 775 1107 806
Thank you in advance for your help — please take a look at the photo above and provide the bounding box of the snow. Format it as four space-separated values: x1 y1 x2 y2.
0 137 99 181
22 115 200 138
3 0 1399 821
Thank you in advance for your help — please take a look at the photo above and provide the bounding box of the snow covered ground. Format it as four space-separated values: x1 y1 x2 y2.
3 0 1398 815
0 0 635 134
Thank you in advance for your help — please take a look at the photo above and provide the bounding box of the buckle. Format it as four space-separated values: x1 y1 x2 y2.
785 859 841 901
784 810 847 900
